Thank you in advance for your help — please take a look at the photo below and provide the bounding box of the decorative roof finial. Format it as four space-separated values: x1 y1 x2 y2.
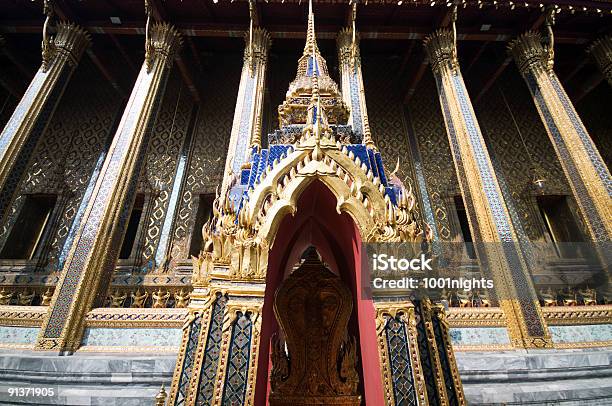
277 0 349 131
303 1 330 145
304 0 319 57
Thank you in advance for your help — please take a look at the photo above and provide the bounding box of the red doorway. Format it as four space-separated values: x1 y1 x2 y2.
254 180 383 405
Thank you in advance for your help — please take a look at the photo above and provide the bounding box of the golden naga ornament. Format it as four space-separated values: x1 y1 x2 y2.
269 249 360 405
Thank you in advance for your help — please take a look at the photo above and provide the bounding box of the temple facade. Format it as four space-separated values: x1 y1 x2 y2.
0 0 610 405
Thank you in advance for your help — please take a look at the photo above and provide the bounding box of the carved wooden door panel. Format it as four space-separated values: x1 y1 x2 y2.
269 249 361 406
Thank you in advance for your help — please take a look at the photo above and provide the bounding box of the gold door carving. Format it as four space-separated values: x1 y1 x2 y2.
270 250 361 406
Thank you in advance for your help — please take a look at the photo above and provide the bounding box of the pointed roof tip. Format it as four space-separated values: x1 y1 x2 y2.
304 0 319 56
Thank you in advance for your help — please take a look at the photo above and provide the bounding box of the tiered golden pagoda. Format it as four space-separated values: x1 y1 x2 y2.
278 2 349 128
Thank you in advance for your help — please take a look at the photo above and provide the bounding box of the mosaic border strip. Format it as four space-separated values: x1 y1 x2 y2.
78 345 179 353
446 307 506 328
85 307 188 328
543 305 612 326
0 305 48 327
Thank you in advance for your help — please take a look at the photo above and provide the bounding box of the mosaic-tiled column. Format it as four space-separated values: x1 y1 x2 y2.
337 28 374 148
509 32 611 243
589 35 612 86
168 289 264 406
35 23 182 353
374 300 466 406
424 29 551 348
221 28 271 199
0 24 89 223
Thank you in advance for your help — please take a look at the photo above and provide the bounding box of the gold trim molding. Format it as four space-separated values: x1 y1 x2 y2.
78 345 179 353
543 305 612 326
447 307 506 327
85 307 188 328
0 305 48 327
553 340 612 349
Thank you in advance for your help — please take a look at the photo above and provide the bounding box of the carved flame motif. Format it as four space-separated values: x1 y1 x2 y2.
270 249 361 405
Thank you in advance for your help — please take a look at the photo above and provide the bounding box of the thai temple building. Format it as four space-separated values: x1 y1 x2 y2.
0 0 610 404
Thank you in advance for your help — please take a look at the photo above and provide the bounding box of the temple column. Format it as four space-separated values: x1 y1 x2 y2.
221 28 271 199
0 23 89 223
337 28 374 148
424 29 551 348
509 33 611 243
167 29 270 406
589 35 612 86
35 23 182 353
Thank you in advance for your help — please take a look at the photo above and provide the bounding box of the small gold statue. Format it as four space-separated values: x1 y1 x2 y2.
539 287 557 307
578 287 597 306
41 288 54 306
455 290 471 307
560 287 577 306
472 290 490 308
152 288 170 308
131 289 149 308
0 287 13 305
174 289 190 308
109 289 127 308
17 289 35 306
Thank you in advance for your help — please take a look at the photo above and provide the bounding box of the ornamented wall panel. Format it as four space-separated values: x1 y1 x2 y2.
474 69 572 242
361 56 422 221
169 53 242 265
575 84 612 170
408 73 457 241
0 58 122 278
137 72 193 270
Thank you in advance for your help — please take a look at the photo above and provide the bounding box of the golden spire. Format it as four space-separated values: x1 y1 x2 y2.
304 0 320 58
302 1 331 144
277 0 349 131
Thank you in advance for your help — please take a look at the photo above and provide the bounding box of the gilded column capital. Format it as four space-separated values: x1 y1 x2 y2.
243 27 271 65
150 23 183 67
507 31 549 76
336 27 360 66
423 29 458 75
588 35 612 85
52 23 91 68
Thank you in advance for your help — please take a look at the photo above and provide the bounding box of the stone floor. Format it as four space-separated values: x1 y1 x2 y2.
456 347 612 405
0 347 610 405
0 350 176 405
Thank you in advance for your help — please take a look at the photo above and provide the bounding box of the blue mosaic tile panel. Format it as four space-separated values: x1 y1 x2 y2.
449 327 510 346
550 324 612 344
0 326 39 345
81 327 182 347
